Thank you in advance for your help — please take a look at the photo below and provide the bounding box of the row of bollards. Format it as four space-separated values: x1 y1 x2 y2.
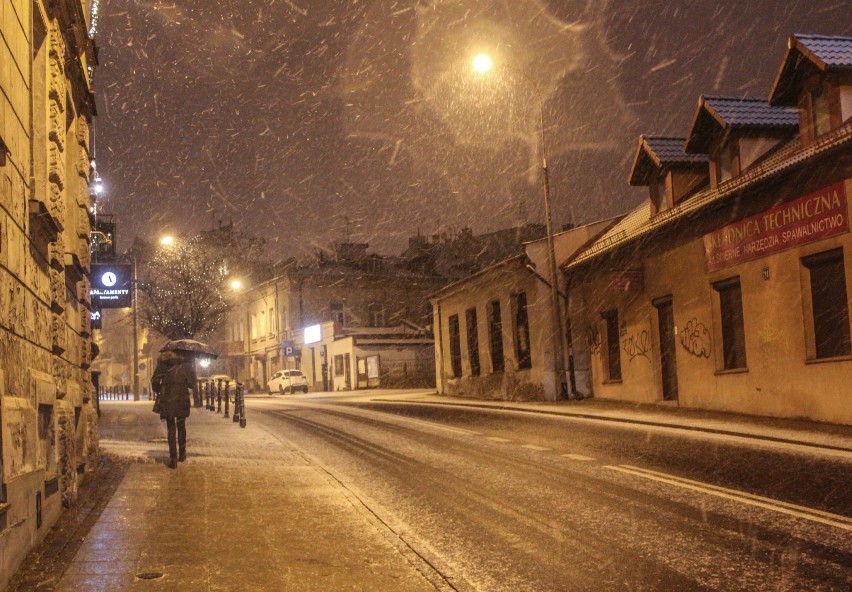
196 379 246 428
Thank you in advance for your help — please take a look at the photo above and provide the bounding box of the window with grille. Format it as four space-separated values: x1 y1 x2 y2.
448 314 462 378
466 308 480 377
514 292 532 370
804 249 851 359
602 309 622 381
713 277 747 370
488 300 504 372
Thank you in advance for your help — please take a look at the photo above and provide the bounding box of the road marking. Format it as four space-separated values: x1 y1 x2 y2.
562 453 595 462
604 464 852 532
485 437 512 443
521 444 551 451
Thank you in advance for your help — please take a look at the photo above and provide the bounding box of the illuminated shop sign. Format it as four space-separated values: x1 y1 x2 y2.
90 263 132 308
304 324 321 344
704 182 849 272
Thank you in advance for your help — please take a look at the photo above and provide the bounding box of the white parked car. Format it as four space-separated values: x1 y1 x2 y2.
268 369 308 394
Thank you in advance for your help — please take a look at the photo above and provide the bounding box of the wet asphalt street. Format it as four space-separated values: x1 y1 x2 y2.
251 393 852 592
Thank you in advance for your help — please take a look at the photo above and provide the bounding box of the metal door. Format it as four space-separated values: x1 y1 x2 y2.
654 298 679 401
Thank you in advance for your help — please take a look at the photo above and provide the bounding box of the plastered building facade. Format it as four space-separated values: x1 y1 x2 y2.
0 1 98 585
565 34 852 425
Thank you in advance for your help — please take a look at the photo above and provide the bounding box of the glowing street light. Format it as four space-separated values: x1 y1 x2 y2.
229 279 243 291
471 53 494 74
469 53 569 400
159 235 175 247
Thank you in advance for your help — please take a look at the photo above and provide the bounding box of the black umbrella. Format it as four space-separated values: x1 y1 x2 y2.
160 339 218 359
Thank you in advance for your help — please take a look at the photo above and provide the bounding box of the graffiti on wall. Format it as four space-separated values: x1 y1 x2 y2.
680 318 712 358
622 330 651 361
586 327 601 356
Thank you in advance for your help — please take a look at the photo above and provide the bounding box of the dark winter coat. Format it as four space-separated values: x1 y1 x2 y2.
153 359 196 419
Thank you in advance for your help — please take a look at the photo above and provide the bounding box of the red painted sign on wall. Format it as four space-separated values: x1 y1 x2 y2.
704 182 849 272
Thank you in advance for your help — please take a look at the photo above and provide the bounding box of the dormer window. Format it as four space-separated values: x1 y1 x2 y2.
715 143 733 185
769 34 852 145
628 135 708 215
809 84 832 139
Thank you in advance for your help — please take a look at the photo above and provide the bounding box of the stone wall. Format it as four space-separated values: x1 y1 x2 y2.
0 1 99 588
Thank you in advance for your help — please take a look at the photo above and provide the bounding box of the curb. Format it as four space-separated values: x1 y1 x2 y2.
375 398 852 455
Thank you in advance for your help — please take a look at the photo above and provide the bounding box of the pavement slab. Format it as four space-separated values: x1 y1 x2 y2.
6 403 440 592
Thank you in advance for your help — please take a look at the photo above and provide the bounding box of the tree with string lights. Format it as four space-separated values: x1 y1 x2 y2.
137 236 233 340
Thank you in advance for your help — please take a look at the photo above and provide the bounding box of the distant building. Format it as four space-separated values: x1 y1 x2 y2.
214 241 447 391
430 222 616 401
0 1 100 587
564 34 852 424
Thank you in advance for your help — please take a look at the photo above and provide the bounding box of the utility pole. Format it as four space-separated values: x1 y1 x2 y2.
131 249 140 400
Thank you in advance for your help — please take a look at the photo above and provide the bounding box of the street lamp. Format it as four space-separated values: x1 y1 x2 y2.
159 235 175 247
471 53 568 400
229 279 243 291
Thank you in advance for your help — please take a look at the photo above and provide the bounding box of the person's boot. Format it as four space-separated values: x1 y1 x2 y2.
178 449 186 462
167 454 178 469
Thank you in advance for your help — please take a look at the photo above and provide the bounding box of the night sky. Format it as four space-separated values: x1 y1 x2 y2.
95 0 852 258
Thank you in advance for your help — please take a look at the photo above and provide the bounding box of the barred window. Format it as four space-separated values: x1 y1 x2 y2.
466 307 480 377
804 249 851 359
714 277 747 370
488 300 505 372
602 309 621 381
448 314 462 378
514 293 531 370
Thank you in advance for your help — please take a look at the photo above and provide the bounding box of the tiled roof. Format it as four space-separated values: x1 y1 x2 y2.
795 34 852 68
565 120 852 270
702 96 799 128
769 34 852 105
644 137 708 164
685 96 798 153
628 136 706 186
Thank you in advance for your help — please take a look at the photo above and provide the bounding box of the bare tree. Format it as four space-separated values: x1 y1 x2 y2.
138 237 232 340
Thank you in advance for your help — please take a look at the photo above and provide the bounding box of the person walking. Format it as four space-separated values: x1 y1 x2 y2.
152 350 198 469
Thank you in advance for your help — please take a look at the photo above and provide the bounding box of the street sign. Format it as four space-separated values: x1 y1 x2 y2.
281 339 295 356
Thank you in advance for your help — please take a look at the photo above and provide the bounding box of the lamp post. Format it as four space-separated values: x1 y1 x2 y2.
472 53 568 399
131 248 140 400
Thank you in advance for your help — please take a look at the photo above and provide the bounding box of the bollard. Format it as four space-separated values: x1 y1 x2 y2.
224 381 230 418
207 381 213 411
216 379 223 413
233 383 241 423
239 385 247 428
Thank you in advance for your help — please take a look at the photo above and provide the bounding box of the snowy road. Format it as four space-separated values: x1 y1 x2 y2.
250 393 852 592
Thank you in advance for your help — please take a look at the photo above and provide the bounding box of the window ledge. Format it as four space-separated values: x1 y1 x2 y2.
602 379 623 385
714 367 749 376
805 354 852 365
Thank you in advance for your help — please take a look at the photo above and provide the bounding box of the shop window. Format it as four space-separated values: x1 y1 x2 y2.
488 300 505 372
713 277 748 370
334 354 345 376
514 292 532 370
804 249 851 359
602 310 622 381
448 314 462 378
466 308 480 377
